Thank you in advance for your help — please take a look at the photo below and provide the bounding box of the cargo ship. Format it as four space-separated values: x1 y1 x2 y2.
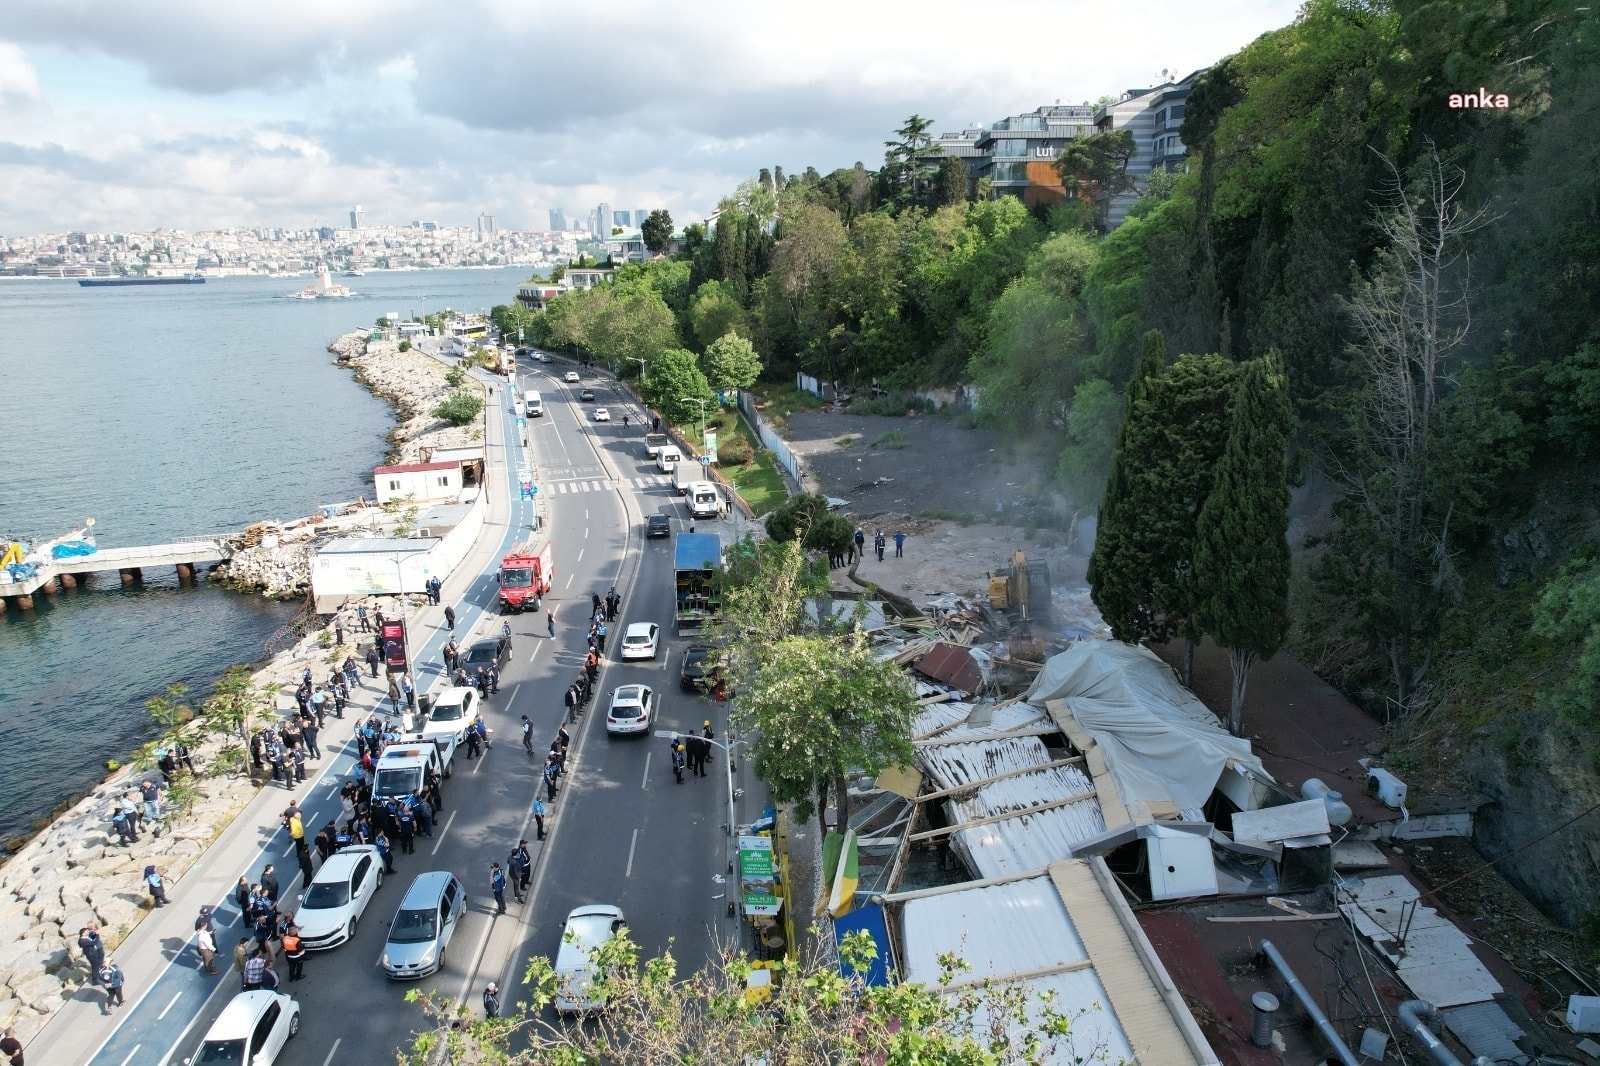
78 275 206 287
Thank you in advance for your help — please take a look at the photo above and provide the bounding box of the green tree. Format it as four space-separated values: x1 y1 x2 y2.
433 390 484 426
202 666 271 776
877 114 939 214
762 492 850 557
593 289 678 369
688 280 748 350
735 629 919 829
641 347 713 424
701 331 762 391
1192 352 1294 734
935 155 969 206
1532 558 1600 729
641 208 674 255
401 928 1084 1066
1054 129 1136 227
1055 377 1123 508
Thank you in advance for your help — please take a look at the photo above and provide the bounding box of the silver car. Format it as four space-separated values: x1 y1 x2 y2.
380 871 466 980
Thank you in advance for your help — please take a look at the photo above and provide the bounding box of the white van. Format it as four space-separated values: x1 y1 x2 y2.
656 445 682 474
553 904 627 1014
689 482 722 519
523 390 543 417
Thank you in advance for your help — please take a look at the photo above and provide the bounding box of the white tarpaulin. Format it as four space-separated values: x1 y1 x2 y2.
1025 641 1265 812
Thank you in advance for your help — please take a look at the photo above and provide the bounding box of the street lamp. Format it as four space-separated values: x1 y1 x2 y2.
679 396 707 445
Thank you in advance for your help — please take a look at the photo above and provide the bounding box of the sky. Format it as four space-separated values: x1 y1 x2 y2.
0 0 1305 236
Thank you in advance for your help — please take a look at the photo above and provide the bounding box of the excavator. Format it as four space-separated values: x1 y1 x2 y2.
986 549 1052 661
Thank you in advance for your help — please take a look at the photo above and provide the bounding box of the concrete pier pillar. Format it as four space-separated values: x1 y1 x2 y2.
120 567 142 585
176 562 195 585
6 594 35 612
72 572 91 586
36 579 58 597
58 573 78 590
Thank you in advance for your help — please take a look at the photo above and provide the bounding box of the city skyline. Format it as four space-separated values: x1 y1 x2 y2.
1 0 1302 234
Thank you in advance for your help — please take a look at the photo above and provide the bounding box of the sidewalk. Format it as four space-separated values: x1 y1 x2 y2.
21 364 531 1065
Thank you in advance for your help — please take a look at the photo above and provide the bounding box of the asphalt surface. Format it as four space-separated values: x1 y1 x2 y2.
57 352 753 1066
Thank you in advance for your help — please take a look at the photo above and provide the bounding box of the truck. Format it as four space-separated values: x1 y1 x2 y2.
643 432 669 459
673 532 723 634
373 742 451 802
672 457 699 495
688 481 723 520
498 538 554 613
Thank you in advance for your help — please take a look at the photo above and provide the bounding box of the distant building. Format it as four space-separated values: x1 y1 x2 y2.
596 203 613 237
373 460 465 506
586 209 597 237
962 103 1097 208
549 208 566 231
613 210 631 227
350 205 365 229
565 266 614 291
477 213 495 239
516 284 566 312
1093 70 1203 228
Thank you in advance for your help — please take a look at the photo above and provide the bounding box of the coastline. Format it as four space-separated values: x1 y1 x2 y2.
0 330 478 1040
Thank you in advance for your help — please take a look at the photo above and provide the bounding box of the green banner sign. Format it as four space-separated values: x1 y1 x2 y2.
738 835 773 880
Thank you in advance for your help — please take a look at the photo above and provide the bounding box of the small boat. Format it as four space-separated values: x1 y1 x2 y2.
283 263 353 299
80 274 205 287
342 269 365 277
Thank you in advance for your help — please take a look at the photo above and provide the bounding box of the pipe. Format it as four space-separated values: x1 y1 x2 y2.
1397 999 1496 1066
1259 940 1362 1066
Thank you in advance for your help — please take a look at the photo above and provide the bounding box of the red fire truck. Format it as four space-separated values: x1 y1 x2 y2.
497 539 553 613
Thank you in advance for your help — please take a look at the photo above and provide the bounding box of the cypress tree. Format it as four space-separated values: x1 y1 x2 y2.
1193 351 1293 735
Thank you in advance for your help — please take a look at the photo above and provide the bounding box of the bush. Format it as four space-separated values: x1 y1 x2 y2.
848 391 937 417
872 431 908 449
445 365 467 388
434 390 484 427
719 437 755 466
397 340 412 352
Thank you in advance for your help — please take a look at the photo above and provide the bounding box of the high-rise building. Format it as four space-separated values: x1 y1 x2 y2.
586 209 598 236
596 203 613 236
635 209 648 230
477 212 495 239
350 205 365 229
549 208 566 232
614 211 632 228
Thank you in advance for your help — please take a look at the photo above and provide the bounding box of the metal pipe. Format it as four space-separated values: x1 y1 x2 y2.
1258 940 1362 1066
1397 999 1495 1066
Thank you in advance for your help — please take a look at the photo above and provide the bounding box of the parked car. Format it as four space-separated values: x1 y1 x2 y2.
619 622 659 661
646 513 672 539
463 635 510 668
564 371 581 382
579 388 596 401
606 685 655 736
381 871 467 980
187 990 300 1065
594 407 611 422
680 645 722 692
425 685 479 743
553 904 627 1015
295 844 383 950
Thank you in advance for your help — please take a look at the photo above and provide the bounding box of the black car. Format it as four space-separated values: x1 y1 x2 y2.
646 514 671 539
680 645 721 691
463 635 510 668
579 388 596 401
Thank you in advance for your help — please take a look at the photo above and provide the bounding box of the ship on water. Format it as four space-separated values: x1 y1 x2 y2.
284 263 353 299
79 274 205 287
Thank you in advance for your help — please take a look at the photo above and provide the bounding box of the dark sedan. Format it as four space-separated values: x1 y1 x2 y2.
463 635 510 668
679 645 721 691
646 514 672 539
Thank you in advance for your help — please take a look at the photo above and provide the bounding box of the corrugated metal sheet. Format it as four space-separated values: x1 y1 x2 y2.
914 642 984 694
1338 875 1502 1008
920 735 1053 786
1442 1000 1525 1063
914 701 1046 740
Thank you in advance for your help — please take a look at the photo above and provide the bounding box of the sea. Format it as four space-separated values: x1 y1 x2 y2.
0 267 528 849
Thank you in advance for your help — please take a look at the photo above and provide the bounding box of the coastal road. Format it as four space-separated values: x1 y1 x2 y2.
80 355 741 1065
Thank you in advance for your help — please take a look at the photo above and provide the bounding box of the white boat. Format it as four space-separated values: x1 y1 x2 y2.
283 263 354 299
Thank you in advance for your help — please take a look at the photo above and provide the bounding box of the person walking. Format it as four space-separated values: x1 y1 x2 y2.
145 865 170 907
532 797 547 841
521 715 534 755
444 604 456 631
464 722 482 759
78 924 106 985
670 740 686 784
195 923 219 975
546 610 556 638
490 863 507 914
366 645 380 678
483 982 501 1019
893 530 906 558
282 926 306 982
241 948 270 992
334 617 345 646
99 958 125 1013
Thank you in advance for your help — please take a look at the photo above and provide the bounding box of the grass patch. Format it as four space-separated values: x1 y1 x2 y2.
836 436 856 448
871 431 908 450
673 408 788 516
751 382 826 427
919 509 975 526
848 392 937 417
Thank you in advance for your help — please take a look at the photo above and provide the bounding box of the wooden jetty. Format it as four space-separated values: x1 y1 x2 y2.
1 524 233 611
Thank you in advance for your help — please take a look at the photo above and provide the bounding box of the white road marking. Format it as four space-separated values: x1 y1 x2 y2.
641 751 652 789
119 1047 142 1066
564 573 574 589
625 827 639 878
430 810 458 855
577 548 584 563
156 990 182 1020
323 1038 343 1066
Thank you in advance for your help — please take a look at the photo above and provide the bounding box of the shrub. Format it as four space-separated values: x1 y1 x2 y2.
398 340 411 352
434 390 484 426
871 431 908 449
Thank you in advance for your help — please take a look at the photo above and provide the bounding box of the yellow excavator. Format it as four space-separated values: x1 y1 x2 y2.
987 549 1052 661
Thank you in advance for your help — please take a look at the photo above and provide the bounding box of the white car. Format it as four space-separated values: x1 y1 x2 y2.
425 685 479 744
619 622 659 661
295 844 383 950
188 990 300 1065
538 352 553 363
563 370 580 382
553 904 627 1015
594 407 611 422
606 684 655 736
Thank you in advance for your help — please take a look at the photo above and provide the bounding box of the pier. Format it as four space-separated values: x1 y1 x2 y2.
1 526 233 611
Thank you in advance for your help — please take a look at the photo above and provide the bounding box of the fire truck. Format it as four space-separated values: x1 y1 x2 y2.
497 539 553 613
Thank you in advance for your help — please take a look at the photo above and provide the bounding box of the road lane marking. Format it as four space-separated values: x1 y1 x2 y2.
431 811 458 854
323 1038 342 1066
626 827 639 878
118 1046 141 1066
156 990 182 1020
577 548 584 563
642 752 652 790
564 573 574 589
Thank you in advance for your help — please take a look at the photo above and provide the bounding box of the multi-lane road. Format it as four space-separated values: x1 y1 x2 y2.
82 354 749 1065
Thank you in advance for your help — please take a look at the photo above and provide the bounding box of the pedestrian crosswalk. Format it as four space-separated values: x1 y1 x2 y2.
543 475 673 494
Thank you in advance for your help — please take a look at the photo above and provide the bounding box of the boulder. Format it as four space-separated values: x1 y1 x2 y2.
10 971 65 1014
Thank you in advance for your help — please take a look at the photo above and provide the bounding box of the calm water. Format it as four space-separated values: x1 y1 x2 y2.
0 267 526 846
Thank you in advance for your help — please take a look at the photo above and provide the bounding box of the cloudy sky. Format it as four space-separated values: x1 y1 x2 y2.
1 0 1303 235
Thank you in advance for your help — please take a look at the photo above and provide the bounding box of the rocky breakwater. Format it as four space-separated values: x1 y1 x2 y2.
210 333 484 598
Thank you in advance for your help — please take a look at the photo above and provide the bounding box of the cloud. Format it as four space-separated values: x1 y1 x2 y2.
0 41 44 105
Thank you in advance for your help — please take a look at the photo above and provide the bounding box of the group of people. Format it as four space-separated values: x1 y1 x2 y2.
108 779 168 845
668 722 717 783
831 527 908 570
74 922 125 1015
225 871 307 988
250 705 324 790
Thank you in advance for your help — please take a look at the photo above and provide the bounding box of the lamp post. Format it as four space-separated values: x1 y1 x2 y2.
679 396 707 446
